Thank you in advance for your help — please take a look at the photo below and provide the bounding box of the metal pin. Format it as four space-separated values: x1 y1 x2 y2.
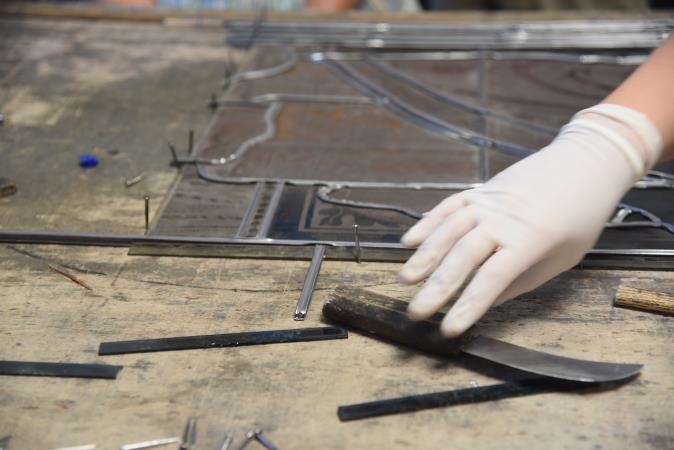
179 417 197 450
125 173 145 188
254 430 279 450
219 432 235 450
0 435 10 450
50 445 96 450
168 143 179 165
232 430 257 450
209 93 218 111
120 437 181 450
353 224 362 263
188 130 194 156
144 195 150 234
294 244 326 321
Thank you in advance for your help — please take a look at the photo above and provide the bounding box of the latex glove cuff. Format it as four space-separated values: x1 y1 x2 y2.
568 103 663 178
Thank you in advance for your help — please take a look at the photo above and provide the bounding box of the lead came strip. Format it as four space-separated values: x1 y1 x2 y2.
0 361 122 379
98 326 348 355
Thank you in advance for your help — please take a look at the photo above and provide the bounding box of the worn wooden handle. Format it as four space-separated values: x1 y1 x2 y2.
323 287 471 357
614 285 674 315
0 177 17 198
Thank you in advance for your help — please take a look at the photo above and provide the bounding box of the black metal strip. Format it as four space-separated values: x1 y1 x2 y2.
0 360 122 379
337 379 587 421
99 326 348 355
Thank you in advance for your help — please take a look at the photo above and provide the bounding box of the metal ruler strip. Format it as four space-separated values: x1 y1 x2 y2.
99 326 347 355
337 379 587 421
0 360 122 379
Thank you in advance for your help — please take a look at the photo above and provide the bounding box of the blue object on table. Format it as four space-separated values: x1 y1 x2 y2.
79 154 99 168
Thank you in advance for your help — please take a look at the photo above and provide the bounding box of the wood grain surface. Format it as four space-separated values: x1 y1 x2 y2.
0 16 672 450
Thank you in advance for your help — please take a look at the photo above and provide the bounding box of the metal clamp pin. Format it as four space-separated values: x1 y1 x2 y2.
144 194 151 234
168 143 179 166
179 417 197 450
120 437 181 450
232 430 256 450
50 445 96 450
254 430 279 450
125 173 145 188
188 129 194 156
209 93 219 111
353 224 361 263
219 432 235 450
294 244 326 321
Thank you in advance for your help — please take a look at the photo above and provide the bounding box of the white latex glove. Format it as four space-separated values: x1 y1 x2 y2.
399 104 662 337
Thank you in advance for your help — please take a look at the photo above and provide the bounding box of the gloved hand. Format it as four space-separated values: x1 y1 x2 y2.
399 104 662 337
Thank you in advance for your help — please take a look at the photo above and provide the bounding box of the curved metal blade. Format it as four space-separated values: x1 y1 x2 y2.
462 336 643 383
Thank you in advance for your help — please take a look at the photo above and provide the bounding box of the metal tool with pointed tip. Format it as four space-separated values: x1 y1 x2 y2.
120 437 181 450
253 430 279 450
219 432 235 450
232 430 256 450
323 287 643 383
179 417 197 450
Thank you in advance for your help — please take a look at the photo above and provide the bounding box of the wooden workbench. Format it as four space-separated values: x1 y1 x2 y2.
0 12 673 450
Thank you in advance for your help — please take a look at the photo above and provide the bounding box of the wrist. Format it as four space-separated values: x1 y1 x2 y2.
566 104 663 179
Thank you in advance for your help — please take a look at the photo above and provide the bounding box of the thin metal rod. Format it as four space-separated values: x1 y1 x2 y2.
254 431 279 450
188 130 194 156
256 181 285 239
219 433 235 450
125 173 145 188
236 181 266 238
179 417 197 450
120 437 181 450
353 224 361 264
144 195 150 234
232 431 256 450
168 143 178 164
294 244 326 321
49 446 96 450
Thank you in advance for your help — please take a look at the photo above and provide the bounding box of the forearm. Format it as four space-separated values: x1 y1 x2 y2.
604 34 674 161
305 0 360 11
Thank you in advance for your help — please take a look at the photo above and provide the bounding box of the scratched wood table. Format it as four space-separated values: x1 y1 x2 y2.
0 11 673 450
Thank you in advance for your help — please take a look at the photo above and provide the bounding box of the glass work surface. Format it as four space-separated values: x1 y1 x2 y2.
151 44 673 258
199 50 640 185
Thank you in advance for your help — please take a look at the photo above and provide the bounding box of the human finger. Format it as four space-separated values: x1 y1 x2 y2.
398 207 477 284
400 194 467 248
440 248 538 337
407 228 496 321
